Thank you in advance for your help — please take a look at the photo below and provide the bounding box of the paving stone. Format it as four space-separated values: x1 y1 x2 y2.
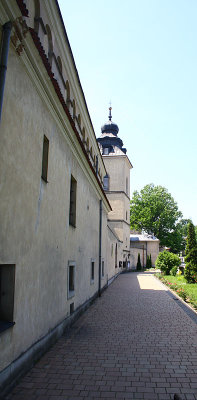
4 272 197 400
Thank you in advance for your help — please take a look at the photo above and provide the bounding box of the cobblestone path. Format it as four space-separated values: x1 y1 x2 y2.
5 272 197 400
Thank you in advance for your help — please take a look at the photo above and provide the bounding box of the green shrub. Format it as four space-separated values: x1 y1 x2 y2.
170 266 178 276
155 250 180 275
146 254 153 268
185 223 197 283
150 254 152 268
137 253 141 270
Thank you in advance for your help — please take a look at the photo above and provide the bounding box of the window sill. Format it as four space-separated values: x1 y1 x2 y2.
68 290 75 299
0 321 15 334
41 176 48 183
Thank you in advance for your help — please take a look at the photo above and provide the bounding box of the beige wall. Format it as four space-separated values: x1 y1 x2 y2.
0 1 111 375
103 155 131 262
103 156 131 195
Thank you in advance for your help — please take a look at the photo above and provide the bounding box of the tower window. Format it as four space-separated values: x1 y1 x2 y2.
103 174 109 191
103 147 109 155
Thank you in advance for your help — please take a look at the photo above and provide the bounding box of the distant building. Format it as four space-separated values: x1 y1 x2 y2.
130 233 160 268
97 107 133 270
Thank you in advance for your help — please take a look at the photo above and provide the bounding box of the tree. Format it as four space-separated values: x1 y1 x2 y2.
155 250 180 275
195 225 197 242
137 253 141 270
130 184 185 253
184 222 197 283
146 254 152 268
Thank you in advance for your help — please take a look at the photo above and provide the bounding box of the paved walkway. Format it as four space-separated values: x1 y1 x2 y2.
5 272 197 400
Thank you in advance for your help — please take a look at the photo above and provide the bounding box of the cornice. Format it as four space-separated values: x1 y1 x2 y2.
103 154 133 169
107 219 131 227
45 1 102 164
106 191 130 201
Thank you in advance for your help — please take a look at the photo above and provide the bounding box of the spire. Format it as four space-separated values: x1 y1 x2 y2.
109 106 112 121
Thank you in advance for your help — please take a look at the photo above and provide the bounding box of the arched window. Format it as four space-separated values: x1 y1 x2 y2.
45 25 53 65
57 56 62 74
103 174 109 191
65 80 70 104
77 114 81 128
82 127 85 142
25 0 40 29
86 137 89 151
34 0 40 31
72 99 76 119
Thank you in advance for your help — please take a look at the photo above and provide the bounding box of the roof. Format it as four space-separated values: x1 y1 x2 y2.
130 234 159 242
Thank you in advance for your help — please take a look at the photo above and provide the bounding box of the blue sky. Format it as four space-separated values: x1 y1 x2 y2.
58 0 197 225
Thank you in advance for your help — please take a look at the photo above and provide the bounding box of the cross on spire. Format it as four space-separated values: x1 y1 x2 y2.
108 101 112 121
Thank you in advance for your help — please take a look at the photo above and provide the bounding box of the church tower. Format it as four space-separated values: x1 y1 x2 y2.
97 107 133 267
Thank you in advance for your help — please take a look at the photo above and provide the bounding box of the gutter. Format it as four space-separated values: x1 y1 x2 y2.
0 22 12 121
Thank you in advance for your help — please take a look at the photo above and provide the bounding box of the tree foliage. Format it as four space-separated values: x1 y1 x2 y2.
130 184 186 253
155 250 180 275
184 222 197 283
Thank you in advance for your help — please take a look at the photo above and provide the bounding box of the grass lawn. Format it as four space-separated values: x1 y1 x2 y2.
156 273 197 310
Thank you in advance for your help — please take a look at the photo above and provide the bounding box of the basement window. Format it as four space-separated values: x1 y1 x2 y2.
0 265 15 334
68 261 75 299
41 135 49 182
69 175 77 227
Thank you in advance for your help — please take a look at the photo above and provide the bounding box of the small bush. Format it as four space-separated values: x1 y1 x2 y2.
155 250 180 275
170 266 178 276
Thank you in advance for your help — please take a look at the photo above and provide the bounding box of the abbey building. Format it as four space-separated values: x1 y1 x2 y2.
0 0 132 393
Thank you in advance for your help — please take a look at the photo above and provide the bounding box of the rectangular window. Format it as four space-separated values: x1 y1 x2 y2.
91 261 95 283
0 264 15 333
103 174 109 191
41 135 49 182
69 175 77 227
102 260 104 278
68 262 75 299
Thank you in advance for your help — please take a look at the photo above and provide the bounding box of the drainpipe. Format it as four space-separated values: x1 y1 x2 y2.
0 21 12 121
98 199 102 297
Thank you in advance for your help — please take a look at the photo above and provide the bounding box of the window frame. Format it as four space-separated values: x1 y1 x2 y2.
0 264 16 334
41 135 49 183
67 261 76 299
90 259 95 284
69 175 77 227
101 259 104 278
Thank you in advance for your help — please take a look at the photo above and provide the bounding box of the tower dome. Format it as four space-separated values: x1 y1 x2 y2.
101 107 119 136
